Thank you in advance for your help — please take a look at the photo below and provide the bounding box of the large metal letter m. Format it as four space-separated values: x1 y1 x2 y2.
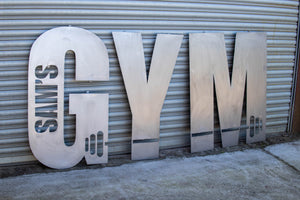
190 32 267 152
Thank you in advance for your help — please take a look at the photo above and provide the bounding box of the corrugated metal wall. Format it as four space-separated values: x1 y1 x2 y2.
0 0 299 165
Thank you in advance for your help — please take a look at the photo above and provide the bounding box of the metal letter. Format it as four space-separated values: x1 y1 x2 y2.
190 32 266 152
69 94 108 164
28 27 109 169
113 32 183 160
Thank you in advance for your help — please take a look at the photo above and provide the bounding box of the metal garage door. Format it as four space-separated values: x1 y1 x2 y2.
0 0 299 165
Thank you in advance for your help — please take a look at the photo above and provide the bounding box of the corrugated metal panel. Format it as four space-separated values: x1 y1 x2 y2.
0 0 298 165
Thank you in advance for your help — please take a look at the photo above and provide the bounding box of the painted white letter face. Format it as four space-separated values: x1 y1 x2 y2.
113 32 183 160
190 32 266 152
28 27 109 169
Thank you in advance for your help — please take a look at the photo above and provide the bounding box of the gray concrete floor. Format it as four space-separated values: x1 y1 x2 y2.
1 140 300 200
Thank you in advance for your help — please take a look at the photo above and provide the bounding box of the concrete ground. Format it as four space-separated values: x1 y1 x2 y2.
1 140 300 200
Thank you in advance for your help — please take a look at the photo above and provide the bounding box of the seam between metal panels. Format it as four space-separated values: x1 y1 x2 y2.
288 5 300 133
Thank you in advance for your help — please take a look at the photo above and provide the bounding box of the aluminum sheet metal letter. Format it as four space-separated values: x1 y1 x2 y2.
113 32 183 160
190 32 267 152
28 27 109 169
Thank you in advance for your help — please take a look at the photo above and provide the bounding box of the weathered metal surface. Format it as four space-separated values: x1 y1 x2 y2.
0 0 298 165
190 32 266 152
113 32 183 160
244 33 267 144
69 94 108 165
28 27 109 169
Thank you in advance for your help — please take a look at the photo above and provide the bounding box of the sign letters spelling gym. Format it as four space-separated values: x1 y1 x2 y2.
28 27 266 169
